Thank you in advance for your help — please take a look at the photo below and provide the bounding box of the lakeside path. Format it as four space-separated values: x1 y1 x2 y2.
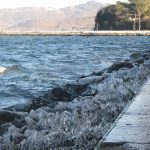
99 79 150 150
0 30 150 36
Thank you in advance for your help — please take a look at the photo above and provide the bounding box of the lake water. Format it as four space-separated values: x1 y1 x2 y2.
0 36 149 108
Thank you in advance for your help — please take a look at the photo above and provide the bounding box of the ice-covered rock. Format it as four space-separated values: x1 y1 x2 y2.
78 76 104 85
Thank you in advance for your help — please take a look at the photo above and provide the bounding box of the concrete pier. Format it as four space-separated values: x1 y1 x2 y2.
0 30 150 36
100 79 150 150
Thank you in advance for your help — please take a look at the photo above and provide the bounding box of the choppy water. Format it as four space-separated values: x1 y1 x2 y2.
0 36 149 108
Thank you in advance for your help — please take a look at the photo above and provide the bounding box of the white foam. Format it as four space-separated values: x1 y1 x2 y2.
0 67 7 73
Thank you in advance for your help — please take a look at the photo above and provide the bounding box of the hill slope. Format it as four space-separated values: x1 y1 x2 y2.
0 1 107 31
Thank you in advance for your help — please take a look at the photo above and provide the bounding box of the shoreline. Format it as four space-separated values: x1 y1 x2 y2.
1 50 150 149
0 30 150 36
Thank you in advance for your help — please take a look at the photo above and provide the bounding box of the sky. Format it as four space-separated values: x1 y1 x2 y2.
0 0 128 9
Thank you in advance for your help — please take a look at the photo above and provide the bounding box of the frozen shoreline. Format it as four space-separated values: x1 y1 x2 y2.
0 30 150 36
1 50 150 149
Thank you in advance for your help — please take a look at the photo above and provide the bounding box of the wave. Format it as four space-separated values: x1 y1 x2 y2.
0 64 22 74
0 67 7 74
7 64 21 71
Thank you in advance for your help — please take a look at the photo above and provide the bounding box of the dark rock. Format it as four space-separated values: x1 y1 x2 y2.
4 104 29 112
131 57 145 64
0 123 12 135
141 53 150 60
5 83 87 112
78 69 106 79
81 86 97 97
51 87 72 101
24 98 57 112
0 110 20 124
91 70 104 76
130 52 142 59
78 75 88 79
107 62 134 73
43 83 88 102
65 83 87 96
63 139 75 147
13 135 26 145
20 126 28 134
144 50 150 54
0 110 26 127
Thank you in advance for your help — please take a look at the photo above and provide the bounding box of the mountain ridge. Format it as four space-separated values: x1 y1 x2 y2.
0 1 108 31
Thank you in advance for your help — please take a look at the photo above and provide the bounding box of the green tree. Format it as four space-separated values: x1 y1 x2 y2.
145 0 150 17
116 1 129 18
129 0 149 30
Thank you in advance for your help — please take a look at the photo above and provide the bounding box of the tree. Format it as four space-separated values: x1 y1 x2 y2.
145 0 150 17
129 0 149 30
115 1 129 18
94 1 149 30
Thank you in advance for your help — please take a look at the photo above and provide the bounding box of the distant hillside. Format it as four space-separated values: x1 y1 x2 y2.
94 1 150 30
0 1 107 31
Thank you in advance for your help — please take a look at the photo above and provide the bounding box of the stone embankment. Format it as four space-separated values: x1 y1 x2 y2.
0 50 150 149
0 30 150 36
99 79 150 150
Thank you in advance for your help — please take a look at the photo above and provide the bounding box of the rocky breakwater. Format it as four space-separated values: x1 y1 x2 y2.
1 50 150 150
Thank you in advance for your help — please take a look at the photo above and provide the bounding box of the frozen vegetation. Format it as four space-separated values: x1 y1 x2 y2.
0 50 150 149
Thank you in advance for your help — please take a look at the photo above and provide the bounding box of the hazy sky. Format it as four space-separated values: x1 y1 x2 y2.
0 0 128 9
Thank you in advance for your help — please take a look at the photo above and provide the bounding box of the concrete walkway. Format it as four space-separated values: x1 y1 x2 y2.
0 30 150 36
100 79 150 150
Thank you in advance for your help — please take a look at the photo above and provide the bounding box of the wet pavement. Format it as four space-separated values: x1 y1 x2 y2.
99 79 150 150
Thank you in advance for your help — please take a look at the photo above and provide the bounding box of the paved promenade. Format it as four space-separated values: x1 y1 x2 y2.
100 79 150 150
0 30 150 36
